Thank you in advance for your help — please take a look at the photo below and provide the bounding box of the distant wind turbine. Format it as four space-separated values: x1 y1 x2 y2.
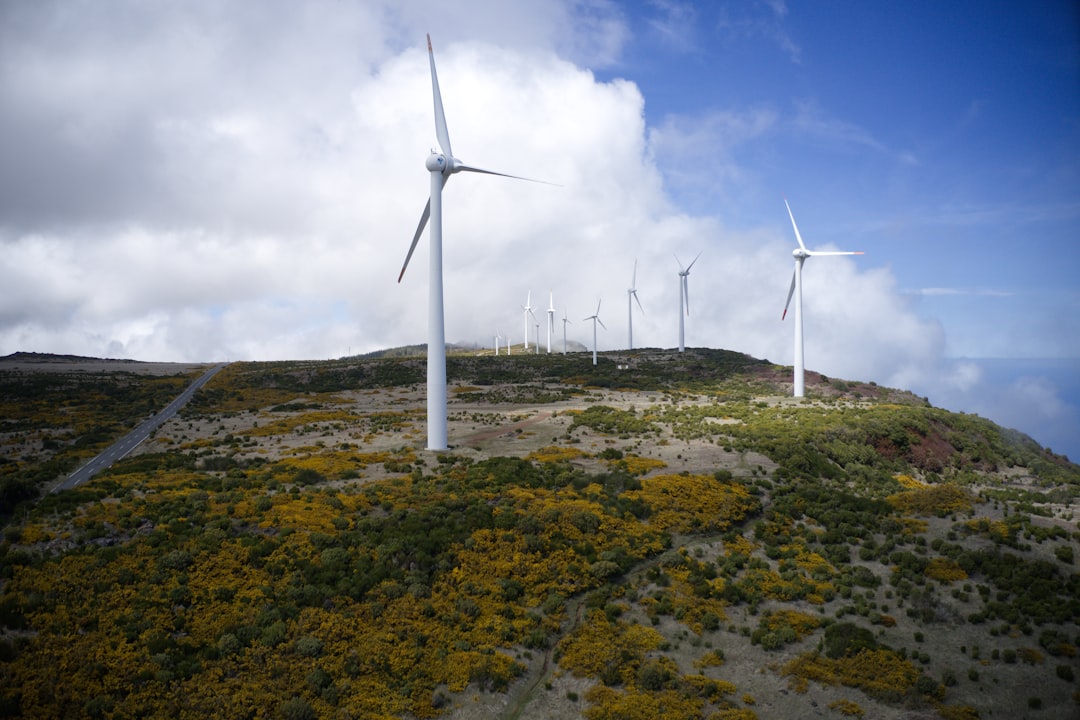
546 291 556 354
534 320 541 355
627 259 644 350
561 309 571 355
675 252 701 353
781 198 864 398
522 291 534 351
584 299 606 366
397 35 548 450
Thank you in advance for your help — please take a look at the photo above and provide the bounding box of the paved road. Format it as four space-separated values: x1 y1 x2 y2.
52 363 227 493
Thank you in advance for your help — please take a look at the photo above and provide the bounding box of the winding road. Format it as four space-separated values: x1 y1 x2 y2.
52 363 227 493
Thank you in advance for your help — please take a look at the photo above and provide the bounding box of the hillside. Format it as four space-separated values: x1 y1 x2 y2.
1 349 1078 719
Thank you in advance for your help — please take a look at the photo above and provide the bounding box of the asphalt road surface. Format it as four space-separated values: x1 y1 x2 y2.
52 363 227 493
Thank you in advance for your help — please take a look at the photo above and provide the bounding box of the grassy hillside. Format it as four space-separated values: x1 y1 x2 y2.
1 349 1078 719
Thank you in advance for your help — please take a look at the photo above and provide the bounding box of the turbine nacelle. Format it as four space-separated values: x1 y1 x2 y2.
792 247 810 260
425 151 468 175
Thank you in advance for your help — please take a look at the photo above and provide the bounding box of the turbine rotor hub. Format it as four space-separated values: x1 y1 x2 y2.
793 248 810 259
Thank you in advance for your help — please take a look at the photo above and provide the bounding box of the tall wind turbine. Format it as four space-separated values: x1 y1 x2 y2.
546 291 556 354
397 35 544 451
522 291 534 351
584 299 606 366
627 259 644 350
675 252 701 353
493 332 501 356
561 309 572 354
781 198 864 398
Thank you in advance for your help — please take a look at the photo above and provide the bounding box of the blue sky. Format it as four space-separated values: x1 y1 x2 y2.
0 0 1077 457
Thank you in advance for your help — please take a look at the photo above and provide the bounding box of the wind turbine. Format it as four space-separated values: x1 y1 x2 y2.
584 299 606 366
493 331 502 356
522 291 534 351
546 291 556 354
534 318 541 355
675 252 701 353
561 309 571 355
397 35 545 450
781 198 864 398
627 259 644 350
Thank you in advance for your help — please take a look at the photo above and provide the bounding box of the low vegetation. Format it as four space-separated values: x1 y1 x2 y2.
0 349 1077 719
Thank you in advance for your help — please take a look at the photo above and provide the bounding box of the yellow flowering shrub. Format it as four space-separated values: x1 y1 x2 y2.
626 474 758 534
783 649 920 700
584 686 704 720
925 557 968 582
828 698 865 717
886 483 974 516
526 445 588 463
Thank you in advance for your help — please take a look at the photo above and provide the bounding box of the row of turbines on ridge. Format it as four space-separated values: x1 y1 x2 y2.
398 35 863 450
495 251 701 362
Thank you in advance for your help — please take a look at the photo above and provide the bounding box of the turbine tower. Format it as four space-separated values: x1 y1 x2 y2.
561 309 571 355
397 35 544 450
522 291 533 351
781 198 864 398
493 332 500 356
675 252 701 353
546 291 556 354
627 259 644 350
584 299 606 366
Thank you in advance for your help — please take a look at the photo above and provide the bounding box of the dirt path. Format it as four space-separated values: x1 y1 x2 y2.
457 411 554 445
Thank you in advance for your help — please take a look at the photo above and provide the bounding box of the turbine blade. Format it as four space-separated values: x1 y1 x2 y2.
687 251 702 271
674 252 684 271
632 258 638 288
427 34 452 158
633 290 644 313
782 267 796 320
597 317 607 330
806 250 865 256
784 197 807 251
682 275 690 316
398 197 431 283
456 163 559 185
596 298 602 315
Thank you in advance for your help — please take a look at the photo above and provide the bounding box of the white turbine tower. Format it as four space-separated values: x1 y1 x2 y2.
522 290 534 351
494 331 502 356
546 291 556 354
534 318 540 355
781 198 864 398
398 35 544 450
675 252 701 353
627 259 644 350
561 310 571 355
584 299 606 366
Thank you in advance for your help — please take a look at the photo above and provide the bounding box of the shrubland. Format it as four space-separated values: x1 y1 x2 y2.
0 349 1078 719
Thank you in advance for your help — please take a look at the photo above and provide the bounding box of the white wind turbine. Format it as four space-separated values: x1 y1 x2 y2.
534 318 541 355
781 198 864 398
561 309 571 355
493 331 502 356
584 299 606 366
675 252 701 353
522 290 534 351
626 259 644 350
546 291 556 354
397 35 546 450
